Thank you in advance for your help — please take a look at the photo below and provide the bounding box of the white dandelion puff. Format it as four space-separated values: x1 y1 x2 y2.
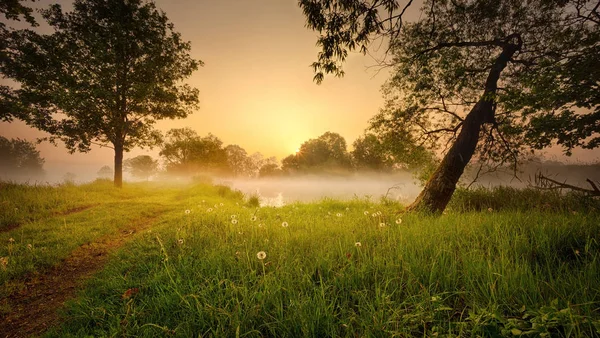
177 238 184 245
185 209 191 214
282 221 289 228
251 216 257 221
355 242 361 247
231 215 237 219
379 222 386 227
231 219 238 224
220 202 224 206
258 223 264 228
256 251 267 260
364 211 369 215
395 218 403 225
207 208 213 212
336 213 342 217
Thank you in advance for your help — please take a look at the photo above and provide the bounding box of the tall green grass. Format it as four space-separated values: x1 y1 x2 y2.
35 184 599 337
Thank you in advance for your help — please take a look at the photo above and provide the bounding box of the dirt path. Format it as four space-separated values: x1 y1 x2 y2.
0 212 164 338
0 204 98 234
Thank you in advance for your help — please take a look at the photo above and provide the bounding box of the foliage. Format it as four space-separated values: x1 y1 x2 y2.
0 0 37 122
124 155 158 180
159 128 228 175
3 0 201 187
0 136 44 176
282 132 352 173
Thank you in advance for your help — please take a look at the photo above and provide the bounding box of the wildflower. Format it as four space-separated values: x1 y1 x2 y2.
487 207 493 212
177 238 184 245
27 244 32 250
431 296 440 302
122 288 139 300
575 249 580 256
258 223 264 228
0 257 8 271
363 211 369 215
207 208 213 212
379 222 386 228
345 207 349 211
214 204 218 208
345 253 352 260
282 221 289 227
220 203 224 206
336 213 342 217
8 238 15 244
251 216 257 221
185 209 191 215
231 219 238 224
231 215 237 219
355 242 361 247
395 218 403 225
257 251 267 260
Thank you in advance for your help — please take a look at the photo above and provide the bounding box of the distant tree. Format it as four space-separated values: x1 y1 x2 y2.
0 136 44 176
351 134 391 171
259 161 283 177
97 165 113 179
0 0 37 121
281 132 352 173
4 0 201 188
124 155 158 180
300 0 600 213
225 144 251 177
160 128 227 174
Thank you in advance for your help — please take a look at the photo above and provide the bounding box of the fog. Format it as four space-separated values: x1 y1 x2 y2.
2 160 599 207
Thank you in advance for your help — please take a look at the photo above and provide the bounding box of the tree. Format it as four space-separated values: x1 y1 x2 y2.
281 132 353 173
124 155 158 180
0 136 44 176
300 0 600 213
225 144 251 177
160 128 228 174
97 165 113 179
1 0 37 121
4 0 201 187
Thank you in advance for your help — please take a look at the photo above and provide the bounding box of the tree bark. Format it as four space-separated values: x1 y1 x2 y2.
408 39 521 213
114 142 123 188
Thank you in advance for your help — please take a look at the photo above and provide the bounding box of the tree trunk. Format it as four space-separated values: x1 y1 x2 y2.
408 39 521 213
114 142 123 188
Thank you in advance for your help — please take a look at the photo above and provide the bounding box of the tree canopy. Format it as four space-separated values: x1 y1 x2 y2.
124 155 158 180
3 0 201 187
282 132 352 173
0 136 44 177
300 0 600 212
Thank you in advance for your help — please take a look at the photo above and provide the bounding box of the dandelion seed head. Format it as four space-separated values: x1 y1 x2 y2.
256 251 266 260
251 216 257 221
364 211 369 215
185 209 191 215
258 223 264 228
336 213 342 217
8 238 15 243
231 219 238 224
220 203 224 206
231 215 237 219
177 238 184 245
379 222 386 227
281 221 289 228
207 208 213 212
355 242 361 247
395 218 403 224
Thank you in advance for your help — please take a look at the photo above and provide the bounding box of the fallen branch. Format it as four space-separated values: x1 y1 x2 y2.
534 172 600 196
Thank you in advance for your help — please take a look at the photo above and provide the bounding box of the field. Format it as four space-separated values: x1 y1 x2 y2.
1 180 599 337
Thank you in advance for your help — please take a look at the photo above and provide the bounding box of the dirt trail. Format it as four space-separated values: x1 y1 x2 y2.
0 212 164 338
0 204 98 234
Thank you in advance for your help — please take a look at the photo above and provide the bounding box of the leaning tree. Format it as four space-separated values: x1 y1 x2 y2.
300 0 600 213
3 0 201 187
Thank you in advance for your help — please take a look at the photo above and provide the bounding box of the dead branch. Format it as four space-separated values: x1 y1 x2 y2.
535 172 600 196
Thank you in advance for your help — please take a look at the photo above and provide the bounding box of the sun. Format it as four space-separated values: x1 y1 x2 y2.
295 148 300 154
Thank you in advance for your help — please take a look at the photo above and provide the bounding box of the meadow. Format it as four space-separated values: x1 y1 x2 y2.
1 181 599 337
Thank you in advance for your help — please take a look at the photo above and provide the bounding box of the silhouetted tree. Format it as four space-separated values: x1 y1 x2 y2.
4 0 201 187
282 132 352 173
0 136 44 176
300 0 600 213
124 155 158 180
225 144 251 177
351 134 391 171
0 0 37 121
160 128 227 174
97 165 113 179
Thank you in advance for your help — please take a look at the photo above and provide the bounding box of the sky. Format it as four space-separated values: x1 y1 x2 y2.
0 0 599 178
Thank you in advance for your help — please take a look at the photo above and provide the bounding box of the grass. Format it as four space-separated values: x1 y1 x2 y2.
1 181 600 337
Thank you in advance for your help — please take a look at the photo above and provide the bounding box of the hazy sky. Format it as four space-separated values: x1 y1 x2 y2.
0 0 598 175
